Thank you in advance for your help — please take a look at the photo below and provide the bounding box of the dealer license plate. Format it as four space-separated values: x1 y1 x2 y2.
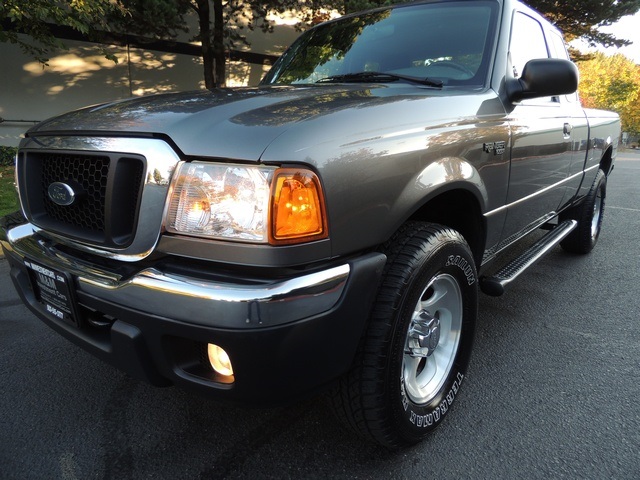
25 259 79 326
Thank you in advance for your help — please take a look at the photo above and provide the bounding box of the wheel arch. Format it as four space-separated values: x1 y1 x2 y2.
599 145 614 176
408 187 486 268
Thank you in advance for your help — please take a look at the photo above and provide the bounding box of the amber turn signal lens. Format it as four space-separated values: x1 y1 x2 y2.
270 168 327 244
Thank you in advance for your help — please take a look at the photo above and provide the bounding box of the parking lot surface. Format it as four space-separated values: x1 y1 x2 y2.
1 151 639 479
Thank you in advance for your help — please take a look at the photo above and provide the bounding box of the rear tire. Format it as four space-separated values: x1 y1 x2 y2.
331 222 477 448
561 169 606 254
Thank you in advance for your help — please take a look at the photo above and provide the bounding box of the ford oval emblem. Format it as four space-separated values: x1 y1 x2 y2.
48 182 76 206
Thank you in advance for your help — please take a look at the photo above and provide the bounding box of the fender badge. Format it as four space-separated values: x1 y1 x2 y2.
483 141 506 155
48 182 76 206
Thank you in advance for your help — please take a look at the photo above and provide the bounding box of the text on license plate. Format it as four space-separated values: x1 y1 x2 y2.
24 259 77 325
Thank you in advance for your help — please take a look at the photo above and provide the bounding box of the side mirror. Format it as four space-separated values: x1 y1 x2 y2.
507 58 578 102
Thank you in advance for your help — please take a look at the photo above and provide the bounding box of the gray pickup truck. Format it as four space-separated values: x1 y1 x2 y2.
1 0 620 448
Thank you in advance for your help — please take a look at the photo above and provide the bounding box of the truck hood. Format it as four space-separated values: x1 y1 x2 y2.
27 85 471 161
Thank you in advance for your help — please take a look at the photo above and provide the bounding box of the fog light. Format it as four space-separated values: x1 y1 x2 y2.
207 344 234 377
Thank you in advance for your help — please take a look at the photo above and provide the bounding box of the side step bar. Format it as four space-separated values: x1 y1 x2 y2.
480 220 577 297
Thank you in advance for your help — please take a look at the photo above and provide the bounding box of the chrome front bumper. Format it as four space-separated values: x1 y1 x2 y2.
2 222 351 329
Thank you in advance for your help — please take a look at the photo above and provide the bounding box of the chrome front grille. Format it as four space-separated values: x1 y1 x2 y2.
16 136 181 261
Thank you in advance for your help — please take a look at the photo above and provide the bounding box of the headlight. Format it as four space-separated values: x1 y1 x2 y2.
165 162 327 244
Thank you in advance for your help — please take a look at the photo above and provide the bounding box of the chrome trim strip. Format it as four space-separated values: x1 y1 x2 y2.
19 136 181 262
582 163 599 174
4 224 350 328
86 264 350 328
484 168 589 218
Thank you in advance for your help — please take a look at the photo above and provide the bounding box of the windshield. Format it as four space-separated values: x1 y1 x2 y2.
262 1 498 87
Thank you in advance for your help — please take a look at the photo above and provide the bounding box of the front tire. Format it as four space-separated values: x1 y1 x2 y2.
331 222 477 448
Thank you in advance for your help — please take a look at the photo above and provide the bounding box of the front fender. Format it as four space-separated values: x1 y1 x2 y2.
398 156 488 217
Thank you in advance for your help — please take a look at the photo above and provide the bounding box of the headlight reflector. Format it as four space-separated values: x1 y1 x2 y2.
166 162 273 242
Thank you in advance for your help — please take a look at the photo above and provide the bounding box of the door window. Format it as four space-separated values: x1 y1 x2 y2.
509 12 549 78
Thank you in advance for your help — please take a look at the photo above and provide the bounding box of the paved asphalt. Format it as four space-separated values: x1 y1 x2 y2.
1 151 639 479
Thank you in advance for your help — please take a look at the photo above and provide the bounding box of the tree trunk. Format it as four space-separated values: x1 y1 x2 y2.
195 0 215 89
212 0 226 87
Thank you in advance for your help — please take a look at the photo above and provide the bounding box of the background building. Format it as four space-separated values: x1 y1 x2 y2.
0 19 298 147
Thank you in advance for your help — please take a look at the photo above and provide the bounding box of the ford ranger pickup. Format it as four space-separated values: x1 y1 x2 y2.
0 0 621 448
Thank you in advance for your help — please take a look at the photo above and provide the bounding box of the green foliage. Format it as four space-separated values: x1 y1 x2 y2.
525 0 640 46
0 148 20 219
0 146 18 167
108 0 189 40
0 0 128 64
0 166 19 218
578 52 640 135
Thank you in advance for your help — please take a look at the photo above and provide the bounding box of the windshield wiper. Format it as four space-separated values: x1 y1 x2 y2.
316 71 443 88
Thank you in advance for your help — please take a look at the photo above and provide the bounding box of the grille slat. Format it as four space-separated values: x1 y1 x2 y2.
21 151 145 248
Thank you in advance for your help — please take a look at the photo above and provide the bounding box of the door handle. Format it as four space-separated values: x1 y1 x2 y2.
563 123 572 138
